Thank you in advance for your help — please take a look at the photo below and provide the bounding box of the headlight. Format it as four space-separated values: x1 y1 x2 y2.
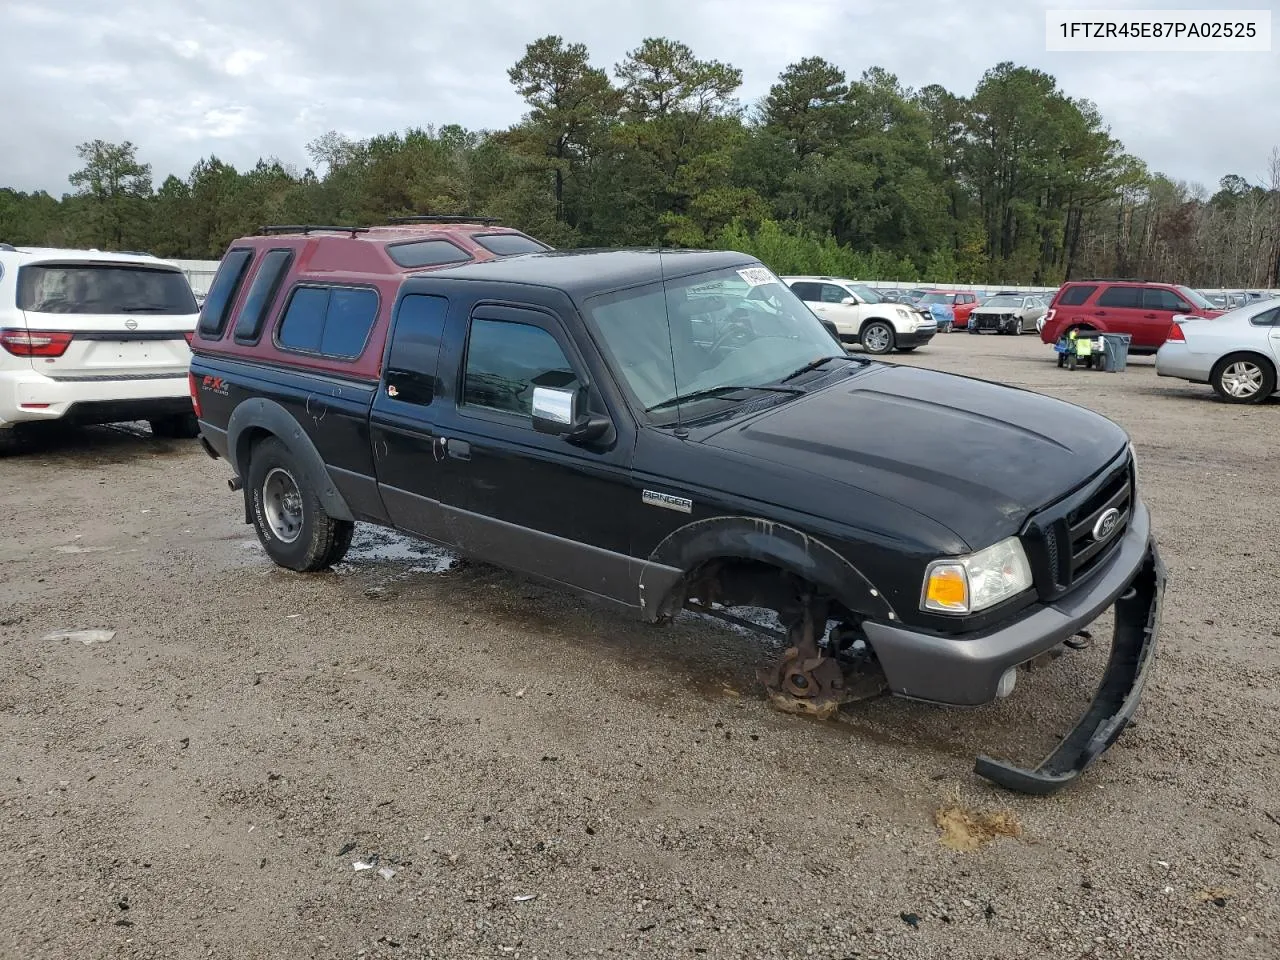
895 307 911 319
921 536 1033 615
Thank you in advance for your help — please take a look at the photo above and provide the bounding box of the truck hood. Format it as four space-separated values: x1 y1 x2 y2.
700 364 1129 549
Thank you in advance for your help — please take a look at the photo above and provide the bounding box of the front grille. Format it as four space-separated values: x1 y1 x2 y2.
972 312 1006 329
1021 451 1134 599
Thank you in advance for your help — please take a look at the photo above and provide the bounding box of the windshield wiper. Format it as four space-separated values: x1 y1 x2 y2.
645 383 803 413
779 354 857 383
120 305 171 312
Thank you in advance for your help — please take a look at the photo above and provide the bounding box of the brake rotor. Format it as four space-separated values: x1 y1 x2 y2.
757 646 848 719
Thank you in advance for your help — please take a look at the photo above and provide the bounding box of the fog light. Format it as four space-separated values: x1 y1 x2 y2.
996 667 1018 699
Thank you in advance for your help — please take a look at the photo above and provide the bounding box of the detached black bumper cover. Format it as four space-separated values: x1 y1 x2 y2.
975 541 1165 795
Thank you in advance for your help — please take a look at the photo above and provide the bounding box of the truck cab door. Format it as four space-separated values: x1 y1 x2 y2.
428 302 640 606
368 292 454 545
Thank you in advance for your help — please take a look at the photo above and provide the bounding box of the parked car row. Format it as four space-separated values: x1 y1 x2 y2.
781 277 937 354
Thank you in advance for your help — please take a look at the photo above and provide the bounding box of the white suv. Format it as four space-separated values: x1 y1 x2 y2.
782 276 936 354
0 245 200 447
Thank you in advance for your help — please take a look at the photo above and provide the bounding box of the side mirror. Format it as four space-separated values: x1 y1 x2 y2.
840 296 858 306
531 386 610 443
1172 303 1192 313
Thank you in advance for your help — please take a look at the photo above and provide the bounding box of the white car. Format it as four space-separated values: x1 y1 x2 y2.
1155 299 1280 403
781 276 936 354
0 245 200 448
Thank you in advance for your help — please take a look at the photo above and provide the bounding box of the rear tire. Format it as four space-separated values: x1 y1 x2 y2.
1210 353 1276 404
247 437 354 571
150 413 200 439
0 428 26 457
860 321 895 355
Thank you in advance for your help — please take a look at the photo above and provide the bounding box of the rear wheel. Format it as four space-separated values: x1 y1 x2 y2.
247 437 354 571
149 413 200 439
860 321 895 355
1210 353 1275 404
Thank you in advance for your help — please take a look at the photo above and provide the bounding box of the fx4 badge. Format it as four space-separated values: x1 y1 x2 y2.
201 375 229 396
642 490 692 514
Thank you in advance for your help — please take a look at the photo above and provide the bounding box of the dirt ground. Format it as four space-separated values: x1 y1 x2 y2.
1 333 1277 960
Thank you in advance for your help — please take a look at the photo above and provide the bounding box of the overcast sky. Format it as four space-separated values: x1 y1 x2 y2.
3 0 1277 195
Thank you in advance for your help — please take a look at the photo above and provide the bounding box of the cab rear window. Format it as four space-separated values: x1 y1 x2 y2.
18 264 198 315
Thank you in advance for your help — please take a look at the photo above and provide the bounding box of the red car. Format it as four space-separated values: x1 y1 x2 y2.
916 290 981 331
1040 280 1223 354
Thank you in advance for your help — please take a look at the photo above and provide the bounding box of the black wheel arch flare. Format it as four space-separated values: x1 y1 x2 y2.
638 515 898 625
226 398 355 524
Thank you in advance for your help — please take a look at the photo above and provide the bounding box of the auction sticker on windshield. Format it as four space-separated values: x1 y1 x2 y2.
737 267 776 287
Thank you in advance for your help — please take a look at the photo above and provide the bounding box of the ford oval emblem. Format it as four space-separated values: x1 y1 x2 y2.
125 318 138 331
1093 507 1121 542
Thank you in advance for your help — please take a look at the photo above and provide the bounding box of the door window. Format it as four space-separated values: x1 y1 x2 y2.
1143 288 1187 311
1096 286 1143 309
1057 284 1096 306
819 284 848 304
789 282 820 301
462 318 580 419
384 295 449 406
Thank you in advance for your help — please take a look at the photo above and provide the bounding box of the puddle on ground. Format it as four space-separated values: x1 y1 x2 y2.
233 525 458 575
336 526 458 574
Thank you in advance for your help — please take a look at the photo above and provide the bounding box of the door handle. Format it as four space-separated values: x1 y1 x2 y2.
444 438 470 461
1143 313 1158 319
1094 311 1107 316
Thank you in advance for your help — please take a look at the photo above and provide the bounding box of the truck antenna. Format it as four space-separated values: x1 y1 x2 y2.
657 237 688 439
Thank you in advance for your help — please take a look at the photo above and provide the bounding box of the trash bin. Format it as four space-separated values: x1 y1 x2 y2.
1100 333 1131 372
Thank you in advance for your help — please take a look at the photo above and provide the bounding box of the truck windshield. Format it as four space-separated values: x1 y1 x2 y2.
983 296 1022 307
585 265 848 424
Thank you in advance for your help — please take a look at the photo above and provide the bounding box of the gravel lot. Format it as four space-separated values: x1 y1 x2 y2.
1 333 1277 960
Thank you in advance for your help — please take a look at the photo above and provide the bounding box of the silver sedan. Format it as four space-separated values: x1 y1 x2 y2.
967 295 1047 335
1155 299 1280 403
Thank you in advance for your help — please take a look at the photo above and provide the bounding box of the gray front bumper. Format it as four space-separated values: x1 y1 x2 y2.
863 501 1164 795
864 500 1156 706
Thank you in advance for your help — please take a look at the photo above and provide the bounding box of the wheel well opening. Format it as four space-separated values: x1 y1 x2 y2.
675 557 860 635
235 426 273 477
1215 350 1275 372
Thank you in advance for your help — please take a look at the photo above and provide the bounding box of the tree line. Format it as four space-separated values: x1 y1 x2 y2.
1 36 1277 288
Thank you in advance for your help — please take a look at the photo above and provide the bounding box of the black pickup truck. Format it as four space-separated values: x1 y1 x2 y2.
190 236 1165 795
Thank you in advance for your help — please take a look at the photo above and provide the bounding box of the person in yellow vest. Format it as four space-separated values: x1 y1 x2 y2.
1067 329 1094 370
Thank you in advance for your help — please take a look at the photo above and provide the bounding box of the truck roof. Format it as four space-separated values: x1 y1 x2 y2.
423 248 757 297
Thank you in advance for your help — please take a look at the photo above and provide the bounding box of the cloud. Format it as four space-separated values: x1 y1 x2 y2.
1 0 1275 195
